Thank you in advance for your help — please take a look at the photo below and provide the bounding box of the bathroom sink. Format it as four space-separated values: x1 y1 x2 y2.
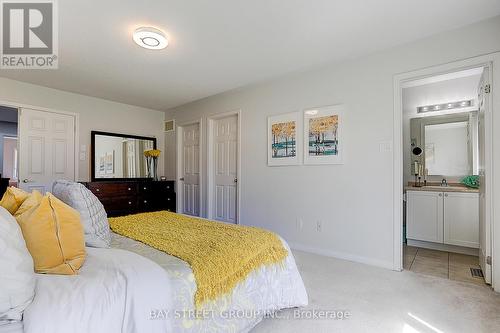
407 185 478 193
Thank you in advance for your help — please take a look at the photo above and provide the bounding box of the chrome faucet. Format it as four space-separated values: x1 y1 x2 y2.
441 178 448 187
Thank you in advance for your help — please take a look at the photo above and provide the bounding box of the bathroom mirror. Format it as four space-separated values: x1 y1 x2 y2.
410 112 478 177
91 131 156 181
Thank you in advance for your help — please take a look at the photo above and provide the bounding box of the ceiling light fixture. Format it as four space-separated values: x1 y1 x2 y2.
133 27 168 50
305 109 319 115
417 100 473 114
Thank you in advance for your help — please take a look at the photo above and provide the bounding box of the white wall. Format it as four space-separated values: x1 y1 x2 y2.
2 137 17 180
0 78 165 182
0 121 18 177
165 15 500 269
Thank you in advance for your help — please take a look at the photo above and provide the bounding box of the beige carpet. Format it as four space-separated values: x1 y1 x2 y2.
253 250 500 332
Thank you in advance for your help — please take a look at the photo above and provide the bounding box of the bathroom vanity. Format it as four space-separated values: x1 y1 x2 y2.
406 185 479 254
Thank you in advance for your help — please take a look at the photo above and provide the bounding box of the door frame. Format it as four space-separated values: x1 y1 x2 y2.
207 110 241 224
0 100 79 183
392 53 499 290
176 118 203 215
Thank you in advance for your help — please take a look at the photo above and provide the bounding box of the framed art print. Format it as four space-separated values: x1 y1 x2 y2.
267 111 302 166
303 104 344 165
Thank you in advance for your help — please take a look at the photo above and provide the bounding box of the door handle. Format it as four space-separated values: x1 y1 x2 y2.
179 177 185 181
234 178 238 183
22 179 32 183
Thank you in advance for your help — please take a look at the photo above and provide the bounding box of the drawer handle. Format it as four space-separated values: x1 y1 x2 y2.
439 193 442 197
128 201 132 205
445 193 448 197
96 188 100 192
143 187 147 190
144 200 147 204
167 198 171 201
167 186 170 189
128 187 131 191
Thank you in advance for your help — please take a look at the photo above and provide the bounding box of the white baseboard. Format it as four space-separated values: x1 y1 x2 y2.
407 239 479 256
288 242 394 270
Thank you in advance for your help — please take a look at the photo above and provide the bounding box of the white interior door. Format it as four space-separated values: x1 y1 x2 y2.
213 115 238 223
19 108 76 193
180 123 200 216
478 69 492 283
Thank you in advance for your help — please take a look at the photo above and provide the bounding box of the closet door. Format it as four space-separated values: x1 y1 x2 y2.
19 108 76 193
212 115 238 224
407 191 443 243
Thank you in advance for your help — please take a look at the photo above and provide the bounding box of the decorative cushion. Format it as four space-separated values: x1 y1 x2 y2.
14 190 43 218
52 180 111 248
16 193 86 275
0 187 29 215
0 207 35 323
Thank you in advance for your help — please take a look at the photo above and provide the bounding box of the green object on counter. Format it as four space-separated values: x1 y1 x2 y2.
461 175 480 188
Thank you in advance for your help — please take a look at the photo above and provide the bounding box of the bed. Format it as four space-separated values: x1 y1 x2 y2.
15 224 308 333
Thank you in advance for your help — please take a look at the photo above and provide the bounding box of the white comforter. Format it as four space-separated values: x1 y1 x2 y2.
21 234 308 333
23 248 172 333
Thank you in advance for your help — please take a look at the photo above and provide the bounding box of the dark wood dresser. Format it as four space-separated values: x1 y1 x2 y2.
82 180 176 217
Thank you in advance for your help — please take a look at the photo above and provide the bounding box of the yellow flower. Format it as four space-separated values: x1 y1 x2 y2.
144 149 161 157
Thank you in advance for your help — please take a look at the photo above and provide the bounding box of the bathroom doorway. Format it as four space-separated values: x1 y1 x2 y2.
393 54 499 289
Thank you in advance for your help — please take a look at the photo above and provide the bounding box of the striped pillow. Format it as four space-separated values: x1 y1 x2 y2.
52 180 111 248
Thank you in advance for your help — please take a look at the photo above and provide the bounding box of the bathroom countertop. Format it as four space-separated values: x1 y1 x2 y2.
405 185 479 193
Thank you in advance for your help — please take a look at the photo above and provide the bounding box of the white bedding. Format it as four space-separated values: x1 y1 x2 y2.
22 247 172 333
20 232 308 333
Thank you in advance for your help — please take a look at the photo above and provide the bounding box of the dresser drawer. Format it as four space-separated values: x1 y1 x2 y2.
138 196 154 212
153 193 176 212
138 182 155 194
154 181 175 194
88 183 137 197
100 196 136 217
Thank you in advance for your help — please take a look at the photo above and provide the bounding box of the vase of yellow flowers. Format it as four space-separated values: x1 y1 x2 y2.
144 149 161 181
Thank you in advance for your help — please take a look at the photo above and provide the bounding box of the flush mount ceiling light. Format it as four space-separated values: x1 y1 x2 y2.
133 27 168 50
304 109 319 115
417 100 473 114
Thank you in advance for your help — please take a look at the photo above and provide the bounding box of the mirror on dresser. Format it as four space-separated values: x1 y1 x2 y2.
91 131 156 181
410 111 479 181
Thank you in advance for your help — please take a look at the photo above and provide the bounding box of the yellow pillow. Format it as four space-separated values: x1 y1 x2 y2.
0 187 29 214
14 190 43 218
16 193 86 275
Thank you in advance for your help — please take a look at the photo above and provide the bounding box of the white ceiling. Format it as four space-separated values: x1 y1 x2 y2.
1 0 500 111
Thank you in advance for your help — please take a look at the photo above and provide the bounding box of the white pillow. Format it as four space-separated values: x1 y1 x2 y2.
52 180 111 248
0 206 35 324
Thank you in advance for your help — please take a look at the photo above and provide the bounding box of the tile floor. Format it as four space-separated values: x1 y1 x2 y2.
403 245 486 285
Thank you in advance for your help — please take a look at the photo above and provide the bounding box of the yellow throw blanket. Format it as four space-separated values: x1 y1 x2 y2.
109 211 288 308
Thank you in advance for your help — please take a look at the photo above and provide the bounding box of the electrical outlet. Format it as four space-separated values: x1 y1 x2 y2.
296 218 303 230
316 220 322 232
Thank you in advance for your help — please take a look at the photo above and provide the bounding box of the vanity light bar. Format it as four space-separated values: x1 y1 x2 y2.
417 100 473 114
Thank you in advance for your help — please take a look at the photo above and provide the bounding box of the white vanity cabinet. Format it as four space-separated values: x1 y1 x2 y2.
406 190 479 249
407 191 443 243
443 192 479 248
